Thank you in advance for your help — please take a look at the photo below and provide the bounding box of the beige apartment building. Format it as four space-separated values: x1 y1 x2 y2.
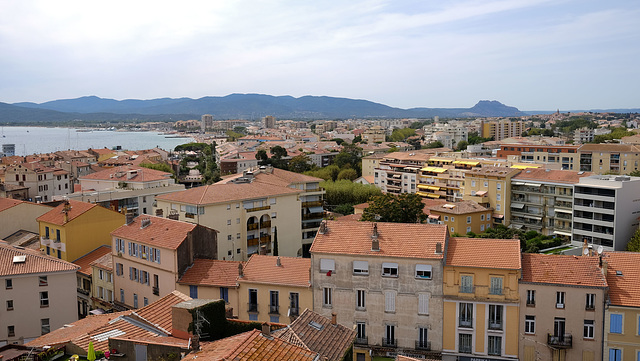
0 198 51 239
480 119 525 141
0 242 79 345
155 167 325 260
519 253 607 361
311 220 447 360
429 200 493 235
463 166 520 226
90 251 115 312
5 163 71 202
578 143 640 174
362 126 386 143
111 215 217 309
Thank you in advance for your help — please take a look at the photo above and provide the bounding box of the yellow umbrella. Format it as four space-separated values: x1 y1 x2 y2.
87 341 96 361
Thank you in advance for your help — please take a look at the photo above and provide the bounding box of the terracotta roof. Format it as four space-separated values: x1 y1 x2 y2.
156 182 300 205
310 220 447 259
429 200 490 215
187 329 318 361
79 165 172 182
240 255 311 288
446 237 521 270
521 253 607 287
72 246 112 276
513 168 593 184
178 259 242 288
0 198 28 212
603 252 640 307
90 251 113 271
0 241 79 276
36 200 97 226
272 309 355 361
111 216 197 250
334 213 362 222
136 290 192 332
579 143 640 152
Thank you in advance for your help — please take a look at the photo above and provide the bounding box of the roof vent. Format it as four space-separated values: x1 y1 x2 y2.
616 270 623 276
435 242 443 254
13 255 26 263
276 256 281 267
140 218 151 229
318 222 328 234
309 321 324 331
371 224 380 251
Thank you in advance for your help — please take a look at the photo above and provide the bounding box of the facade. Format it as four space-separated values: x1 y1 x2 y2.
4 163 71 202
423 122 469 150
37 200 125 261
578 144 640 175
429 200 493 235
442 237 521 361
463 166 520 226
90 251 115 312
519 253 607 361
176 259 241 317
71 245 112 318
263 115 276 129
510 169 592 239
497 144 579 170
0 242 79 345
481 120 525 141
155 167 325 260
0 183 30 200
572 175 640 251
362 126 386 143
0 198 51 239
311 220 447 359
111 215 217 309
237 254 312 324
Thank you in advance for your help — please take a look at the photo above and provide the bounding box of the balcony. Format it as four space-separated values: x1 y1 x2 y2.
269 305 279 314
355 336 368 345
381 338 397 348
489 287 503 295
77 288 90 296
246 205 270 212
526 300 535 307
459 286 475 294
248 303 258 312
302 213 324 220
548 334 572 348
415 340 431 351
488 322 503 331
289 307 299 317
302 200 323 207
459 317 473 328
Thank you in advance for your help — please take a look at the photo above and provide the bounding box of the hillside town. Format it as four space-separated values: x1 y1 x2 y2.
3 112 640 361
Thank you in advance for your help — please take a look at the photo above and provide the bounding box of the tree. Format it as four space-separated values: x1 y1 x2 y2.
288 154 314 173
361 193 426 223
273 227 279 256
630 170 640 177
270 146 289 169
305 164 340 181
424 141 444 149
333 138 345 145
627 228 640 252
456 140 469 151
140 162 174 175
256 149 269 165
337 168 358 181
321 179 382 209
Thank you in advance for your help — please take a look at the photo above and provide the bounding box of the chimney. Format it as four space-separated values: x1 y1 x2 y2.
140 218 151 229
331 312 337 325
167 210 179 220
261 322 270 336
435 242 442 254
276 256 281 267
126 212 135 225
318 221 327 234
601 259 608 276
371 224 380 251
582 239 588 257
62 200 71 224
238 263 244 278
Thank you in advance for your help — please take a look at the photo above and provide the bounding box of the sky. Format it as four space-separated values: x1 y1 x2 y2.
1 0 639 111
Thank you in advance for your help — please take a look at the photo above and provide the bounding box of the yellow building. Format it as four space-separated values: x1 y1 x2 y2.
237 254 312 324
462 166 521 226
602 251 640 361
176 259 241 317
442 237 521 361
481 120 525 141
37 200 125 261
361 154 385 178
362 126 386 143
578 143 640 174
72 245 112 318
90 251 116 312
429 200 493 235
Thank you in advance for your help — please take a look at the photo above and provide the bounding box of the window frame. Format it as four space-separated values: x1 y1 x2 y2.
323 287 333 308
584 319 595 339
415 264 432 279
353 260 369 275
525 315 535 334
382 263 399 278
556 291 566 309
40 291 49 307
356 289 366 310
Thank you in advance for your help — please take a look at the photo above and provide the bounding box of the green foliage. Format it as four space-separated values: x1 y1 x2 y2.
467 132 493 145
334 203 355 215
456 140 468 151
288 154 314 173
592 127 635 143
321 180 382 209
255 146 289 169
630 170 640 177
174 142 210 152
140 162 174 175
337 168 358 181
352 135 362 143
175 142 220 184
334 144 362 176
226 129 244 141
467 225 561 252
626 228 640 252
554 116 596 135
361 193 426 223
273 227 279 256
333 138 345 145
423 141 444 149
523 128 555 137
304 164 340 181
389 128 416 142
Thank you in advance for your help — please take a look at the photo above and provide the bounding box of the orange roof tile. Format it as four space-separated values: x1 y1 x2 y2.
178 259 242 288
156 182 300 205
310 220 447 259
72 246 112 276
36 200 98 226
0 198 25 212
603 252 640 307
0 242 79 276
136 290 192 332
111 215 197 250
80 165 172 182
429 200 490 215
240 255 310 288
90 251 113 271
521 253 607 287
513 168 593 184
446 237 521 270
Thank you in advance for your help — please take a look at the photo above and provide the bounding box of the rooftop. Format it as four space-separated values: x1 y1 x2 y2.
521 253 607 287
240 255 311 288
72 246 112 276
603 252 640 307
465 166 520 177
90 251 113 271
446 237 521 270
178 259 242 288
0 198 48 212
36 200 98 226
111 215 197 250
0 241 79 277
429 200 490 215
513 168 593 184
310 220 447 259
80 165 172 182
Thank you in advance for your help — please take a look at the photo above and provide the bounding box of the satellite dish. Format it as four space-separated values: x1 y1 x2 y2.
583 248 589 255
597 245 604 255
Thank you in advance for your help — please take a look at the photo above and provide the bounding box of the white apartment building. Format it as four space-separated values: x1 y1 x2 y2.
423 122 469 150
5 163 71 202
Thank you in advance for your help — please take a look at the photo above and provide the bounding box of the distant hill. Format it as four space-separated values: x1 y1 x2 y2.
3 94 527 123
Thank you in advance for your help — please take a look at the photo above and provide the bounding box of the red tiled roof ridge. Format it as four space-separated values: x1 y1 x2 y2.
0 242 79 276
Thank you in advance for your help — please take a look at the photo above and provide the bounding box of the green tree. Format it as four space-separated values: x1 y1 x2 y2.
273 227 279 256
456 140 469 151
389 128 416 142
140 162 174 175
361 193 426 223
630 170 640 177
627 228 640 252
304 164 340 181
256 149 269 165
337 168 358 181
321 179 382 209
288 154 314 173
334 204 355 215
424 141 444 149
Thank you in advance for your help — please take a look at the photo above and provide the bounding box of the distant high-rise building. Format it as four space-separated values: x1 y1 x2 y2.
201 114 213 132
2 144 15 157
480 119 524 141
263 115 276 129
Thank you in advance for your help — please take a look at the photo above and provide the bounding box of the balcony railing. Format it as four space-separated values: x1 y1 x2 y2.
382 338 397 347
248 303 258 312
302 200 323 207
152 287 159 296
489 288 503 295
77 288 90 296
459 345 472 354
302 213 324 220
548 334 572 348
526 300 535 307
289 307 299 316
246 205 270 212
415 340 431 351
488 322 503 331
269 305 279 314
459 317 473 328
355 336 368 345
459 286 475 294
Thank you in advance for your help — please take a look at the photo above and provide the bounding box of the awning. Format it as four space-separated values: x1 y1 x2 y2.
512 181 526 186
453 160 480 166
420 166 447 173
511 224 523 229
475 191 488 196
428 214 440 219
308 206 324 213
424 185 440 191
492 214 505 219
524 183 542 187
523 214 542 220
416 191 430 197
511 164 541 170
553 230 573 236
429 157 453 163
511 203 525 209
427 193 441 198
554 208 572 214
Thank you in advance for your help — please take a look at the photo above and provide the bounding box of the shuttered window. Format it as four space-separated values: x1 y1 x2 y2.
610 314 623 334
385 291 396 313
418 293 429 315
320 259 335 272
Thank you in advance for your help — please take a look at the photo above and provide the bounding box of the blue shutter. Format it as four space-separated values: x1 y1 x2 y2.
128 242 132 255
611 314 622 333
129 267 132 280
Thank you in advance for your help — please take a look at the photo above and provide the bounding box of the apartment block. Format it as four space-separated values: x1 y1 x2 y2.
311 220 447 359
429 200 493 235
5 163 71 202
463 166 520 226
578 144 640 174
90 251 115 312
497 144 579 170
71 245 111 318
480 120 525 141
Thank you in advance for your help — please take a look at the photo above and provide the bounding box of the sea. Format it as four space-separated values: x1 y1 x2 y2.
0 126 195 156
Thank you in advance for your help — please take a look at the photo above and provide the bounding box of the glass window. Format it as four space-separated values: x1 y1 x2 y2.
320 259 335 273
525 315 535 334
415 264 432 279
220 287 229 302
289 292 299 316
134 294 138 308
6 300 14 310
270 291 279 314
584 320 594 339
143 297 149 307
489 277 503 295
466 216 471 223
586 293 595 310
489 305 503 330
459 333 472 353
356 322 366 342
353 261 369 275
459 303 473 328
526 290 536 306
39 276 48 286
5 279 12 289
556 291 566 308
40 291 49 307
460 275 473 293
356 290 366 310
323 287 332 307
41 318 50 335
382 263 398 277
189 285 198 299
488 336 502 356
610 314 623 334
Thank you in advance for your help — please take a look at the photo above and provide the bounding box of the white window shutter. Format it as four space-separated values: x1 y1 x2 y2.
385 291 396 312
419 294 429 314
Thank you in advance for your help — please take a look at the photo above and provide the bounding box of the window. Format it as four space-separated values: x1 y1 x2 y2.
451 227 455 233
249 314 258 321
270 315 279 323
134 294 138 308
459 303 473 328
451 217 455 222
356 322 366 342
609 349 621 361
497 193 501 201
610 314 623 334
143 297 149 307
471 181 476 187
466 216 471 224
7 300 14 310
220 287 229 303
320 259 335 273
526 290 535 306
227 235 232 241
489 305 503 330
418 293 429 315
480 224 485 231
116 263 123 276
484 181 488 187
466 226 471 233
227 204 231 210
353 261 369 275
37 275 48 286
99 269 104 280
270 291 279 314
481 214 485 221
45 227 50 239
40 291 49 307
8 325 15 337
444 216 449 221
584 320 594 339
227 219 231 225
41 318 50 335
556 291 565 308
586 293 595 310
289 292 299 316
382 263 398 277
384 324 396 347
525 315 535 334
459 333 472 353
120 289 125 303
489 277 503 295
189 285 198 299
415 264 432 279
497 183 501 190
496 204 501 211
488 336 502 356
385 291 396 313
323 287 332 307
356 290 366 310
418 327 429 349
56 229 60 241
248 289 258 312
460 275 473 293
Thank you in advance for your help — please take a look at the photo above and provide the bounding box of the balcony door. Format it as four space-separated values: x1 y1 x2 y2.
554 318 566 340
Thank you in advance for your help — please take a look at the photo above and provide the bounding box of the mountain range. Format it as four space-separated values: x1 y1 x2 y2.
1 94 531 123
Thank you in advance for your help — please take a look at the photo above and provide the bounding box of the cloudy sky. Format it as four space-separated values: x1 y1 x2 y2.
1 0 638 111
